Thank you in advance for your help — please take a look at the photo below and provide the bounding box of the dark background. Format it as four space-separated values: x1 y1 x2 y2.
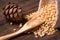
0 0 60 40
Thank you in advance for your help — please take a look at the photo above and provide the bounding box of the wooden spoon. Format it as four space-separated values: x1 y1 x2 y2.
0 13 45 40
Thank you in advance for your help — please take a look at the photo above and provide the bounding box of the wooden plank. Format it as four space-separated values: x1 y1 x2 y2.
0 0 60 40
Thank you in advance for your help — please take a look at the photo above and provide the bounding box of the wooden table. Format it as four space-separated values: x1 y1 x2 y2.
0 0 60 40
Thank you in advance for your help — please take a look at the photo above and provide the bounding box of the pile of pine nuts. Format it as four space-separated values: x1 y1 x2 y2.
25 0 57 37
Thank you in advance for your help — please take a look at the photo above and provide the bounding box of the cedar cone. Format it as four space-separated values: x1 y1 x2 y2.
3 2 23 23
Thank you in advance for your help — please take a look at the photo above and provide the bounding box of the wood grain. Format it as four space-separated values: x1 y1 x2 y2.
0 0 60 40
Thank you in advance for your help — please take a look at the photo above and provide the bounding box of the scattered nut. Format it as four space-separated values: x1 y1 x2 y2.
10 22 13 25
13 28 16 31
19 23 22 28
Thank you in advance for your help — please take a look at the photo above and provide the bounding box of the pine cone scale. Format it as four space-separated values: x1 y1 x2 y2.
5 4 10 10
13 8 17 13
9 8 13 14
